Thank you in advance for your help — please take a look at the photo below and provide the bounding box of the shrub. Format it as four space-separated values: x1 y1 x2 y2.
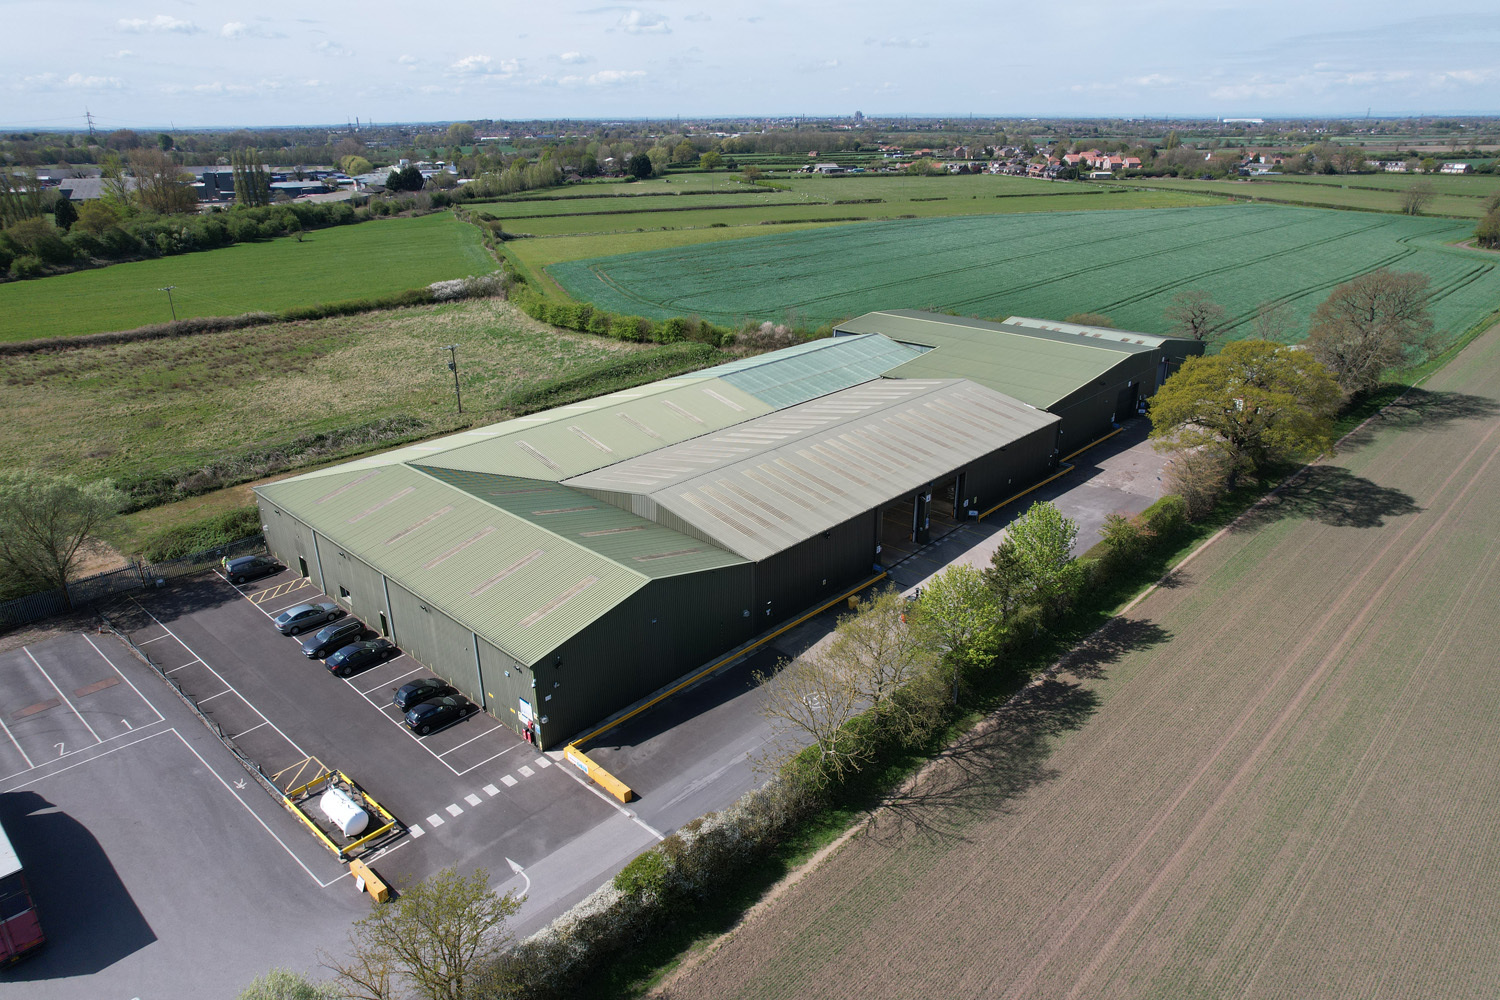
1142 494 1188 538
9 254 45 279
138 505 262 562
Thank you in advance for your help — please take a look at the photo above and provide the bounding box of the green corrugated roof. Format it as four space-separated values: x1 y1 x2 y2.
689 333 924 409
417 468 747 578
409 377 774 480
1003 316 1184 349
256 465 652 664
834 310 1149 409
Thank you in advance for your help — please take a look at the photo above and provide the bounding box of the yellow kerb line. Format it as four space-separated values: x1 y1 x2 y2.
570 571 889 751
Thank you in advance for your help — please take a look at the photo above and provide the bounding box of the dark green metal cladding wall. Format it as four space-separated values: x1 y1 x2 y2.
1050 352 1158 449
751 510 877 626
963 422 1061 511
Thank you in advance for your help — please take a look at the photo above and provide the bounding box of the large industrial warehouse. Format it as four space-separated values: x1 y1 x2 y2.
253 311 1200 746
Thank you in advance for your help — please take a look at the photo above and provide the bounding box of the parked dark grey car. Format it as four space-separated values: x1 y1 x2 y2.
274 602 342 636
393 678 455 712
223 554 279 585
301 618 365 658
326 639 399 677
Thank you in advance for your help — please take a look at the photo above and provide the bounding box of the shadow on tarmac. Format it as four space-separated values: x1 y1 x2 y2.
0 791 156 981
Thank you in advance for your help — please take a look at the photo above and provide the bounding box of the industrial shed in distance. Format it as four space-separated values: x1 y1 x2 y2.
253 315 1194 748
832 310 1203 448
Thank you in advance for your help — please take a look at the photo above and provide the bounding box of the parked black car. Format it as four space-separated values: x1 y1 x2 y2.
223 554 279 585
404 695 472 735
274 602 342 636
301 618 365 658
393 678 455 712
325 639 398 677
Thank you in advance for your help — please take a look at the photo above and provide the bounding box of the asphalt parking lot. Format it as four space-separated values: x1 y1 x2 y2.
107 568 651 932
0 630 362 999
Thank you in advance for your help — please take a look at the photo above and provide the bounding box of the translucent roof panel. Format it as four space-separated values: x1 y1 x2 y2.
689 333 924 409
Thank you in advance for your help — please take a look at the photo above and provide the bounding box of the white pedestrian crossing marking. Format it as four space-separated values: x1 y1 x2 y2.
518 765 535 778
501 775 518 787
427 814 445 827
535 756 551 768
409 825 425 838
465 793 482 807
483 784 500 796
446 803 463 817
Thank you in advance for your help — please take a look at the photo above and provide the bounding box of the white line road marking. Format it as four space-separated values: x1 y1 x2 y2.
24 647 102 744
482 784 500 796
464 793 482 807
0 714 34 770
362 666 421 695
409 825 424 838
136 634 172 645
82 632 165 723
198 690 234 704
131 599 310 759
556 757 666 842
517 765 535 778
165 659 203 675
230 721 268 739
535 756 551 768
266 599 320 616
501 775 517 787
437 728 498 757
445 803 463 817
449 743 523 776
426 813 444 827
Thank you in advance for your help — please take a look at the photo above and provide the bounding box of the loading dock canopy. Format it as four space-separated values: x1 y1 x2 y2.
834 310 1171 410
255 463 745 664
565 378 1059 561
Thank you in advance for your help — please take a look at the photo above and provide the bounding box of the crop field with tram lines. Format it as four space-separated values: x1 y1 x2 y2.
660 320 1500 1000
551 204 1500 340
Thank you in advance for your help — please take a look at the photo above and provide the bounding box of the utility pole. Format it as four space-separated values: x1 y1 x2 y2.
158 285 177 321
441 344 462 413
84 107 96 140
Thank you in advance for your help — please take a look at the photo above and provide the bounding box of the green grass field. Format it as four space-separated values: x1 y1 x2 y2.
1114 177 1491 219
0 211 493 342
550 204 1500 341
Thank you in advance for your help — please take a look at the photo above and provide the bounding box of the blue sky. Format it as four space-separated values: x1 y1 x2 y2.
4 2 1497 128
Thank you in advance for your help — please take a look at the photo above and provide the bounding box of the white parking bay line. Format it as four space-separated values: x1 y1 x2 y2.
25 648 103 744
362 667 421 695
483 784 499 796
426 814 445 827
445 803 463 817
165 659 203 675
500 775 517 787
409 825 425 838
197 690 233 704
436 728 497 758
517 765 535 778
230 721 268 740
464 793 481 807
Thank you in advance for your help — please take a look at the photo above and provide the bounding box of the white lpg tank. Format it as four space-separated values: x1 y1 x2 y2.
319 787 370 838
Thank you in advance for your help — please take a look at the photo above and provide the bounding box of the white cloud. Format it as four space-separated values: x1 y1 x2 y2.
398 54 418 65
683 12 710 22
222 21 285 39
315 40 354 57
117 14 198 34
559 51 589 64
618 9 669 34
870 36 927 49
108 49 135 59
588 69 646 85
450 54 519 76
65 72 123 89
222 21 246 37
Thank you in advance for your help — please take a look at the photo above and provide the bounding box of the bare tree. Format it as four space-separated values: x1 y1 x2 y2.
1162 447 1231 520
829 589 934 735
1401 180 1436 216
1164 290 1230 342
755 644 866 782
322 867 521 1000
1307 269 1436 395
1253 301 1298 343
128 148 198 215
0 472 124 606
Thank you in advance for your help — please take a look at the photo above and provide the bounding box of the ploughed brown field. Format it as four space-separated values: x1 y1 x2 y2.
662 325 1500 1000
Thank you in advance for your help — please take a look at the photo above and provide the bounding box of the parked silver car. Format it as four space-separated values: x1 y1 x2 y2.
274 602 343 636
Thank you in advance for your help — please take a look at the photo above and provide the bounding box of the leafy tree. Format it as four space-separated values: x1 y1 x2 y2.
1148 340 1340 488
627 153 654 179
580 154 599 177
0 472 125 606
340 154 373 176
647 145 671 175
1401 180 1436 215
1164 289 1229 342
52 196 78 232
75 200 121 235
322 867 521 1000
233 148 273 208
446 122 475 147
237 968 338 1000
104 128 141 150
385 164 425 192
828 588 934 736
1307 270 1435 395
0 168 45 228
1477 208 1500 250
129 148 198 215
671 139 698 165
990 501 1081 617
699 150 723 171
741 165 763 183
157 132 174 151
910 564 1002 704
1420 157 1439 174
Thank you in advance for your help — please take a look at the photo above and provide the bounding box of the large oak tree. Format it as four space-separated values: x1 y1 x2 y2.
1148 340 1340 488
1307 269 1435 395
